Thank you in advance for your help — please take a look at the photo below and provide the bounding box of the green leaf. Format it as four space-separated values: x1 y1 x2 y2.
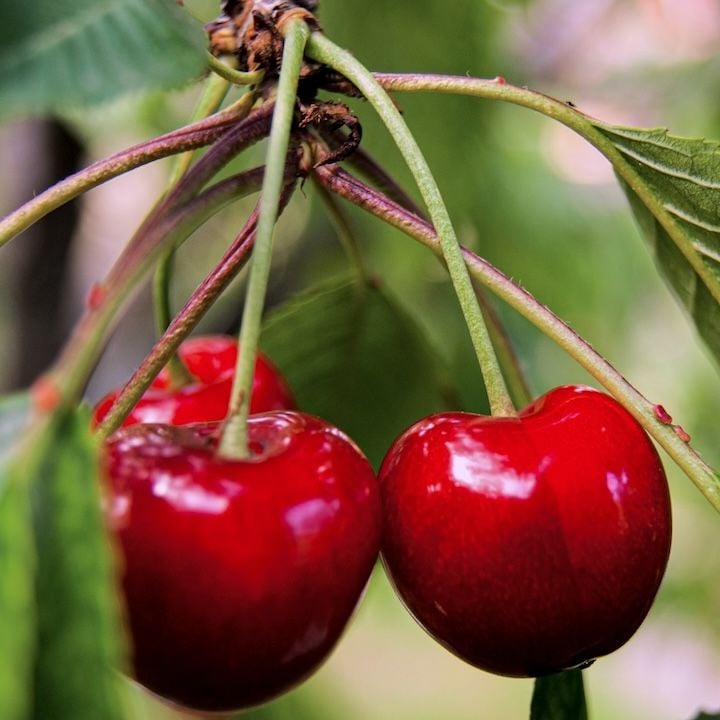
593 124 720 365
0 0 207 120
530 670 588 720
691 714 720 720
260 275 456 468
0 470 35 720
0 394 36 719
29 409 125 720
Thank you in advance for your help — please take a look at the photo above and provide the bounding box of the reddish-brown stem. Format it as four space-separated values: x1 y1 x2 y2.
0 109 249 248
112 104 274 283
161 103 274 208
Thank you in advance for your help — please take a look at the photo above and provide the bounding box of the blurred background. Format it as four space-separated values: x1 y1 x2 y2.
1 0 720 718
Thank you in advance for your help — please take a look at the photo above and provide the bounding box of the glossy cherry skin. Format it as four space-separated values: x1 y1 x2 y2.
93 335 295 427
379 385 671 677
103 412 381 712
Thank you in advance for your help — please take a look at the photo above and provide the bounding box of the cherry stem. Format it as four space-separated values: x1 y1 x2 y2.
96 177 298 439
530 670 587 720
475 288 533 407
306 33 516 418
206 51 265 86
314 165 720 513
374 72 720 312
153 72 234 389
219 18 310 459
0 106 249 248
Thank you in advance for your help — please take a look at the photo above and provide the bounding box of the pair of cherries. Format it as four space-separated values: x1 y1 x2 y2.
97 336 671 713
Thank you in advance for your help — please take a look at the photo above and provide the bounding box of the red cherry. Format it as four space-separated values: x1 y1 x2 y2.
378 385 671 676
93 335 295 427
103 412 381 712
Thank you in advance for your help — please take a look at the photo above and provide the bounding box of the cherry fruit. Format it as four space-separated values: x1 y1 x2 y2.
378 385 671 676
93 335 295 427
103 411 381 712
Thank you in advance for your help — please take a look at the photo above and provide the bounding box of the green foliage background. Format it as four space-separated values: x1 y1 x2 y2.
1 1 720 719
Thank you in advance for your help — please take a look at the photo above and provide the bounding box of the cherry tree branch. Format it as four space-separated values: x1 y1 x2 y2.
0 103 255 248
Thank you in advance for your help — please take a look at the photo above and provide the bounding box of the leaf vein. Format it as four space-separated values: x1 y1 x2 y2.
664 203 720 233
612 144 720 190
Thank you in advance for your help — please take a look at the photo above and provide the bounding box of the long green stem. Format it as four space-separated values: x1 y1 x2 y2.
218 19 310 459
476 288 533 407
315 165 720 512
306 33 515 418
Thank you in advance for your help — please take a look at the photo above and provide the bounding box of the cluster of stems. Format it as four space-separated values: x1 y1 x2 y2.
5 14 720 714
3 14 719 515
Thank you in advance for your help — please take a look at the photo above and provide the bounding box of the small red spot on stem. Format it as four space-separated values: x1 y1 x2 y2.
673 425 691 443
32 376 62 414
493 76 507 85
653 405 673 425
87 282 106 310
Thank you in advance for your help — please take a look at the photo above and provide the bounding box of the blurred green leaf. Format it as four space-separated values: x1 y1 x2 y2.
261 274 456 468
0 0 207 120
594 124 720 365
30 409 125 720
530 670 587 720
691 714 720 720
0 393 36 719
0 471 35 720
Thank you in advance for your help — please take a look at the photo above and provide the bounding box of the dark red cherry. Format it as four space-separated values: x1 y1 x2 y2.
93 335 295 427
103 412 381 712
378 385 671 676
